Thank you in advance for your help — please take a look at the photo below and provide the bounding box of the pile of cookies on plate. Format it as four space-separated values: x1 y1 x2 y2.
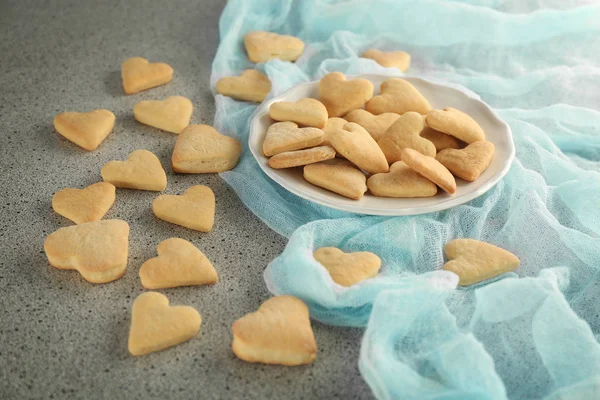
262 74 495 200
43 29 516 366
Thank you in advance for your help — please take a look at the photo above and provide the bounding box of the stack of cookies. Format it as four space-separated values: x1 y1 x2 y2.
261 74 495 200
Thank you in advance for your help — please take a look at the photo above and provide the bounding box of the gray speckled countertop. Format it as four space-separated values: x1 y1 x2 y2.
0 1 373 398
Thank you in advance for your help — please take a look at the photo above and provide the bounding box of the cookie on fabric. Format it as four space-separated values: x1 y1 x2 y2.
244 31 305 63
43 219 129 284
401 148 456 194
420 126 462 152
139 238 218 289
52 182 116 224
53 109 115 151
268 146 336 169
152 185 215 232
366 78 431 115
361 49 411 72
128 292 202 356
269 98 328 128
318 72 373 117
377 111 435 164
172 124 242 173
262 121 324 157
121 57 173 94
426 107 485 144
101 149 167 191
313 247 381 286
443 239 520 286
345 109 399 142
216 69 272 103
367 161 437 198
303 159 367 200
133 96 193 134
329 123 389 174
232 296 317 366
436 141 495 182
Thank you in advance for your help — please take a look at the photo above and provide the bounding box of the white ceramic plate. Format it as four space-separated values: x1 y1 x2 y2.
248 74 514 216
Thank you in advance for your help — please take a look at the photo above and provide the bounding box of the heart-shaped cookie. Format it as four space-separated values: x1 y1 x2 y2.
139 238 218 289
303 159 367 200
345 109 400 142
216 69 272 103
436 141 495 182
128 292 202 356
367 161 437 198
361 49 411 72
268 145 336 169
262 121 324 157
133 96 193 134
152 185 215 232
101 149 167 191
313 247 381 287
443 239 520 286
43 219 129 283
318 72 374 117
121 57 173 94
366 78 431 115
171 124 242 173
244 31 305 63
420 126 461 152
329 123 389 174
269 98 328 128
232 296 317 366
53 109 115 151
401 148 456 194
426 108 485 144
378 111 435 163
52 182 116 224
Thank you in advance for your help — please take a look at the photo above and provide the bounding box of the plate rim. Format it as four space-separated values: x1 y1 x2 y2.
248 74 515 216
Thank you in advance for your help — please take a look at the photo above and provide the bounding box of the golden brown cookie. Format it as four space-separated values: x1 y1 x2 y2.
53 109 115 151
172 124 242 173
377 111 435 164
139 238 218 289
152 185 215 232
43 219 129 283
420 126 462 152
133 96 193 134
313 247 381 286
426 108 485 144
318 72 373 117
52 182 116 224
268 146 336 169
303 159 367 200
269 98 328 128
329 123 389 174
232 296 317 366
367 161 437 198
443 239 520 286
361 49 411 72
262 121 324 157
101 149 167 191
401 148 456 194
121 57 173 95
345 109 400 141
216 69 272 103
436 141 495 182
244 31 305 63
128 292 202 356
366 78 431 115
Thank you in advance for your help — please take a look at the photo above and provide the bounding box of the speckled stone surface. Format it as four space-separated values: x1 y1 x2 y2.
0 1 373 398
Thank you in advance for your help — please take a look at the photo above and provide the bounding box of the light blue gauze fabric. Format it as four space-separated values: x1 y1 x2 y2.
210 1 600 399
